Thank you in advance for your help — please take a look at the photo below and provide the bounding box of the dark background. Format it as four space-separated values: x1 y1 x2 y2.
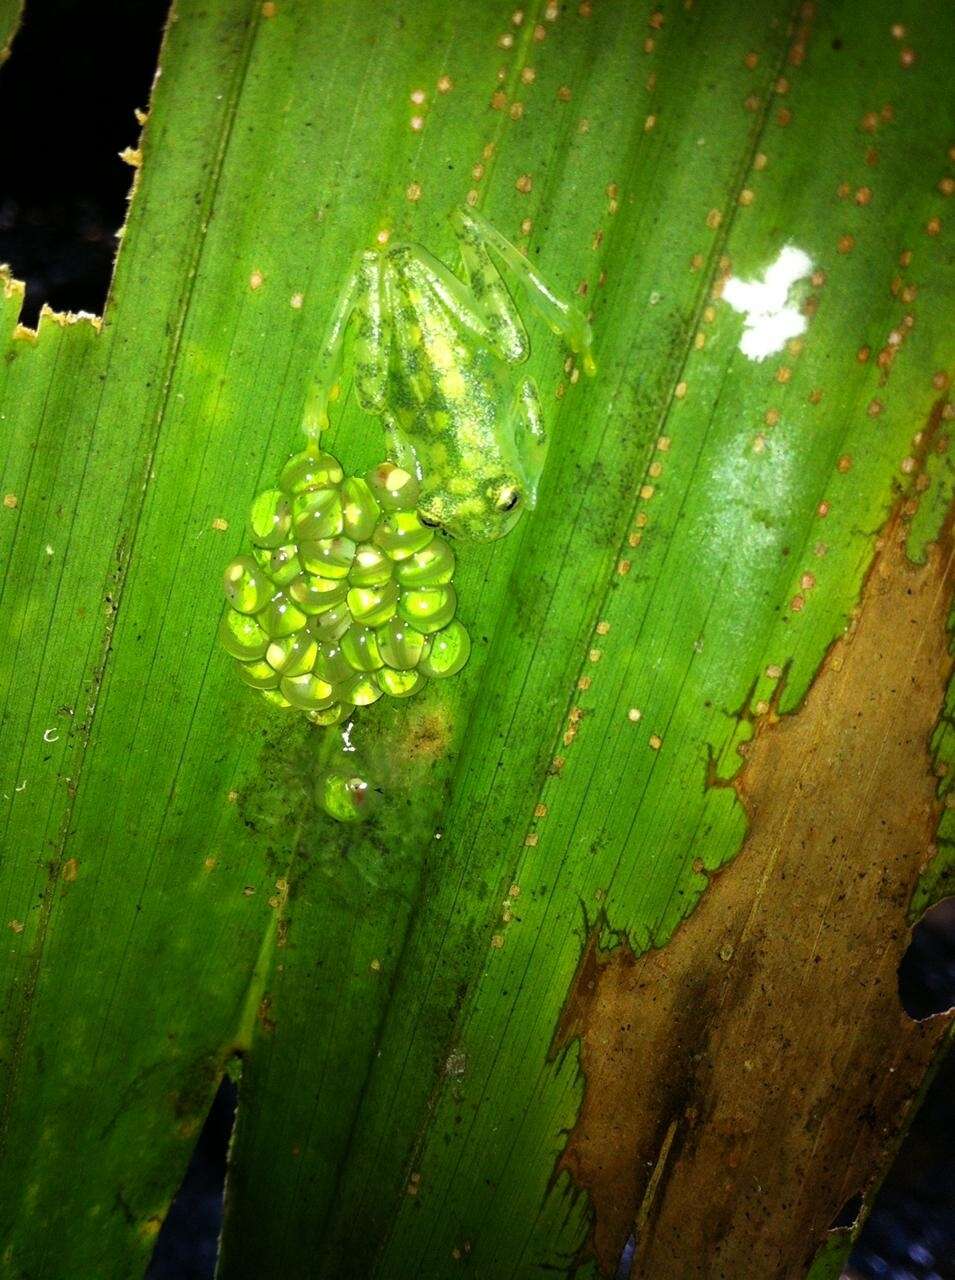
0 2 951 1276
0 0 162 326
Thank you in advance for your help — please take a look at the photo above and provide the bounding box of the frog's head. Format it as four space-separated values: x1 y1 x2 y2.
418 469 528 541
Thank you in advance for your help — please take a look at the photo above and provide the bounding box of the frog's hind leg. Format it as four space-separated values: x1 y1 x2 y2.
451 207 595 375
303 254 361 439
389 241 512 373
352 252 392 415
448 209 529 365
303 251 391 439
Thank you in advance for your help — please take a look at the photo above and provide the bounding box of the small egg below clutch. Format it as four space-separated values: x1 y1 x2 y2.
220 448 470 726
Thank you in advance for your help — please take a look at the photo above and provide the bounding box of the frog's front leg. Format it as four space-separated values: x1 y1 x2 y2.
514 378 548 509
451 207 596 375
303 251 391 440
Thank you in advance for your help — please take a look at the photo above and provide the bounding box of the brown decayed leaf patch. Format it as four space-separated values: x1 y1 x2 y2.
554 511 955 1279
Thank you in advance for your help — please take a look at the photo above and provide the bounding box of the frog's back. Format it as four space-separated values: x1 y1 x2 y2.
387 247 504 445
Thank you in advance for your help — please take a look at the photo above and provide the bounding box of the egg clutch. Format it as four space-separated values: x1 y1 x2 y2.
219 446 470 725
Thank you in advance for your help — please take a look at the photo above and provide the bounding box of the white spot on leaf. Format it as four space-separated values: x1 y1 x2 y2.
722 245 813 361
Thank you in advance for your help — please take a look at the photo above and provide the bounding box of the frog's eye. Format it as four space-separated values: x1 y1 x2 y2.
419 512 442 528
495 486 521 513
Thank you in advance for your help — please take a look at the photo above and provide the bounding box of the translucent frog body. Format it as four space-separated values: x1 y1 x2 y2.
305 207 595 541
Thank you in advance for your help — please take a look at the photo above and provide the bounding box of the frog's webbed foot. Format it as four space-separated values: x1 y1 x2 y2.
451 206 596 376
303 251 391 440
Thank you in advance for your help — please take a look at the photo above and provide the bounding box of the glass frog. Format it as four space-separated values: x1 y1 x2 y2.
303 207 595 541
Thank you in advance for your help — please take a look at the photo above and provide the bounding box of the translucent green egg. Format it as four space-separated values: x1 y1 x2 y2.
366 461 420 512
236 658 280 690
280 447 344 494
298 535 356 580
375 617 426 669
376 666 424 699
349 543 393 588
224 448 471 727
398 584 456 634
223 555 272 614
317 769 373 822
346 580 398 627
280 672 336 711
265 632 319 677
252 543 302 588
310 602 352 642
314 641 354 685
337 672 384 706
341 476 380 542
248 489 293 549
258 592 309 639
292 488 344 541
287 573 348 615
373 511 434 561
394 538 455 587
219 608 269 660
418 619 470 678
340 624 383 672
307 702 348 727
260 688 292 710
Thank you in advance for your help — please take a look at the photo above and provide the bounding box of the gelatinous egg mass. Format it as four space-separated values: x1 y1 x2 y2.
220 445 470 736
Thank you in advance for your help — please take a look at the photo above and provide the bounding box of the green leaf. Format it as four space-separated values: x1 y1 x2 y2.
0 1 20 62
806 1231 854 1280
1 1 952 1278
